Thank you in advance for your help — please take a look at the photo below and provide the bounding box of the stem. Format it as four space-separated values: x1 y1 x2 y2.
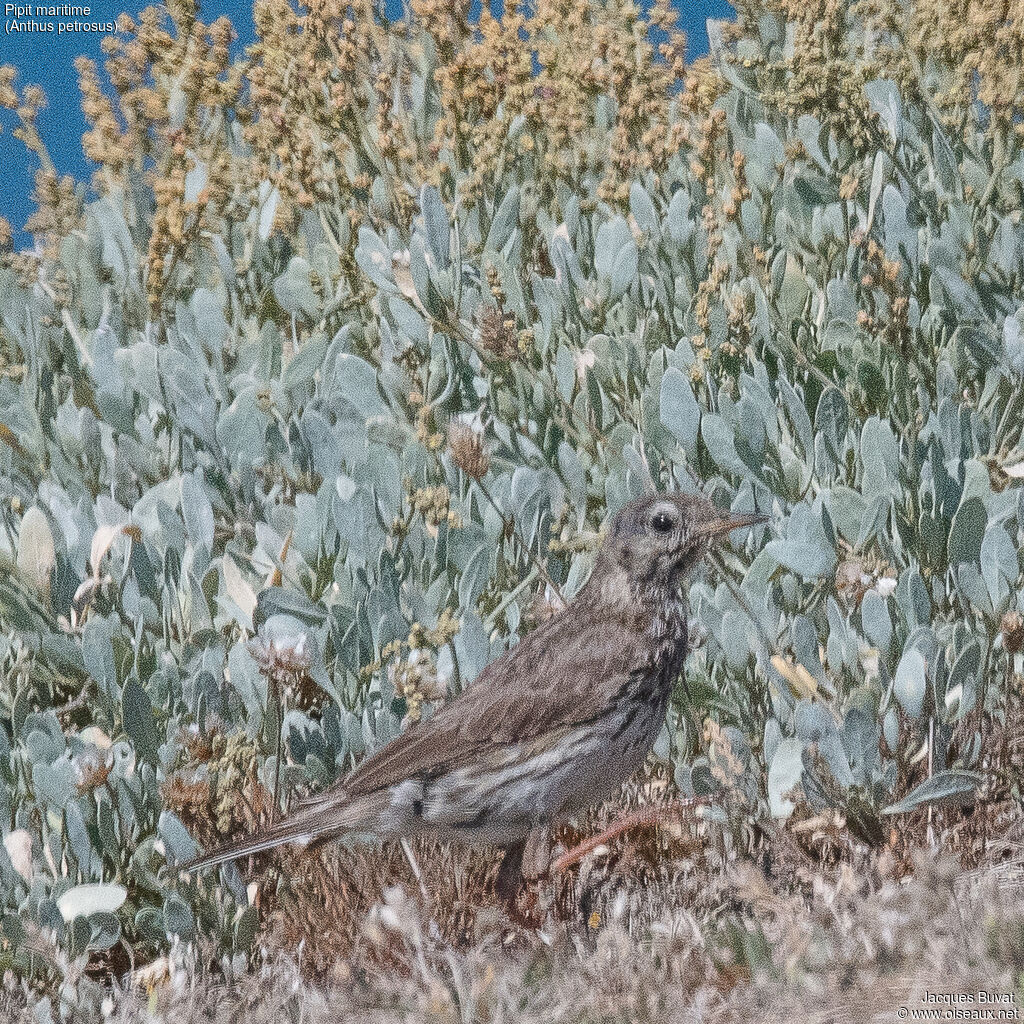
444 317 603 456
271 682 284 824
477 480 565 606
484 564 542 630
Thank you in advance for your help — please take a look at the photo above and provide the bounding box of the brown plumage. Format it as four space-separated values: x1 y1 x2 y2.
181 492 766 885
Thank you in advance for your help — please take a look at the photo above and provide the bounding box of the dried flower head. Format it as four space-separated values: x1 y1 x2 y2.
389 647 448 726
407 484 463 530
479 306 520 360
74 746 113 794
1002 612 1024 655
447 421 490 480
160 771 213 830
248 633 324 712
835 550 896 607
179 719 222 763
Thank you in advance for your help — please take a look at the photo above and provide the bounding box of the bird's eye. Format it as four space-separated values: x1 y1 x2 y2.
651 510 676 533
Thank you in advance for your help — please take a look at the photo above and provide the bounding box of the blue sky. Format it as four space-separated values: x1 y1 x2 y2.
0 0 732 248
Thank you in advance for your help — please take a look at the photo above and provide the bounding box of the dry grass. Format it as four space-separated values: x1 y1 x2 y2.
4 777 1023 1023
4 851 1019 1023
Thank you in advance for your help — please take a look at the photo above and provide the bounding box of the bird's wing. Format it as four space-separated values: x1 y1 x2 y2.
182 603 655 871
340 600 647 796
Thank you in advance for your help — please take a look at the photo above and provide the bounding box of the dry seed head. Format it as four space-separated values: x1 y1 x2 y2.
248 633 324 712
74 747 113 794
389 647 447 726
479 306 519 360
1002 612 1024 654
447 421 489 480
160 770 214 839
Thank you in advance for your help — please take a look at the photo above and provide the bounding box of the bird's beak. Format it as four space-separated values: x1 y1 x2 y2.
699 511 769 542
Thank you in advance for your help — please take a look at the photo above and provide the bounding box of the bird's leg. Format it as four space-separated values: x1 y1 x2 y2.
522 825 552 881
551 797 710 874
494 839 549 929
522 825 554 920
494 840 525 904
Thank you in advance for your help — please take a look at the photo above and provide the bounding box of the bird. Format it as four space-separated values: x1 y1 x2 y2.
180 491 766 895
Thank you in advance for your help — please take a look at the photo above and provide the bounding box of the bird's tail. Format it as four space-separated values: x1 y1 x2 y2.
177 790 388 873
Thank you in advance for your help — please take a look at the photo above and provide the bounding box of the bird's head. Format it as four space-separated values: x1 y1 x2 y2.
600 492 767 598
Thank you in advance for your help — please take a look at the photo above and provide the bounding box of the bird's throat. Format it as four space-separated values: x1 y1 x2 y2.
587 558 689 643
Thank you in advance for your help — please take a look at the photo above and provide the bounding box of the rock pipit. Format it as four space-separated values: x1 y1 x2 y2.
183 492 765 893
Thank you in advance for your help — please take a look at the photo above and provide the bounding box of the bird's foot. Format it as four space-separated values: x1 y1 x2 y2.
494 833 552 930
499 884 544 930
494 841 524 901
551 796 711 874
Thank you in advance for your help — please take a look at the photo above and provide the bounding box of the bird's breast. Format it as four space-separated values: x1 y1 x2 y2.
644 594 689 690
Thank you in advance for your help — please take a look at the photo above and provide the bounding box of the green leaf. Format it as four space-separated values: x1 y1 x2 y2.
557 441 586 512
31 758 76 808
765 538 836 579
254 587 327 629
883 770 982 814
551 228 584 292
486 186 520 252
767 738 803 818
764 504 837 579
701 414 746 477
234 904 259 951
334 354 387 419
216 385 270 467
981 524 1019 608
794 174 835 207
159 810 199 864
354 226 398 294
882 184 917 267
666 188 693 244
89 911 121 951
948 496 987 566
163 892 196 940
458 545 490 610
420 184 451 269
610 239 638 301
893 647 927 719
191 288 228 351
814 386 848 459
16 506 55 600
122 677 160 764
842 707 880 782
595 216 637 300
82 615 118 699
826 277 857 325
660 367 700 457
56 883 127 922
387 296 428 346
180 473 214 557
273 257 320 319
946 638 981 713
257 183 280 241
857 360 886 410
827 486 866 544
864 79 903 144
283 332 328 393
629 183 658 237
861 590 892 655
135 907 167 943
919 509 947 567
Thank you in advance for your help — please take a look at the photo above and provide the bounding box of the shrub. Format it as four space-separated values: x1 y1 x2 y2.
1 0 1023 995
